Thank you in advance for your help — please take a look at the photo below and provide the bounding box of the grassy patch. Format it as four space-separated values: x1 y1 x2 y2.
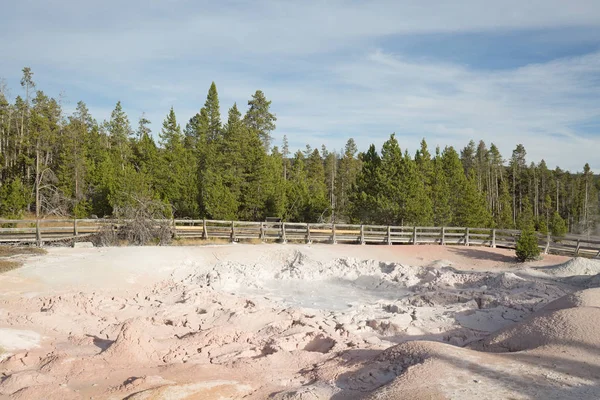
172 237 268 246
0 260 21 273
0 246 47 257
0 246 47 274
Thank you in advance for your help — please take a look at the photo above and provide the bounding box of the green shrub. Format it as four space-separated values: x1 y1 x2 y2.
516 224 541 262
550 211 567 238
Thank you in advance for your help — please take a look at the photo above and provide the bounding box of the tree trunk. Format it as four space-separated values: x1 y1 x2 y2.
35 141 41 247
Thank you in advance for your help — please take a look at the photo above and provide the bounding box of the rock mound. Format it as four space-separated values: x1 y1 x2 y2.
100 318 163 364
540 257 600 277
539 288 600 313
471 306 600 353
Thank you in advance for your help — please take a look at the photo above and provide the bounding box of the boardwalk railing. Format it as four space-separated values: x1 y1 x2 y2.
1 218 599 258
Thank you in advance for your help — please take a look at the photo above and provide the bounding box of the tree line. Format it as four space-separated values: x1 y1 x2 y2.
1 68 599 236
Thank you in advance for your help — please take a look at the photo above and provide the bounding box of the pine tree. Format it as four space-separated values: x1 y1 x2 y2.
455 171 492 227
496 178 514 228
303 149 329 221
244 90 277 151
550 211 567 238
431 147 452 226
377 134 404 224
401 149 433 225
237 118 270 221
30 90 62 221
442 146 491 227
460 140 476 177
56 101 93 217
335 138 360 222
263 146 286 218
0 178 28 219
322 145 337 222
509 144 527 224
516 195 534 230
415 138 433 195
516 220 541 262
578 163 599 235
286 151 310 221
350 144 382 223
282 135 290 180
157 108 198 217
205 82 221 143
108 101 132 170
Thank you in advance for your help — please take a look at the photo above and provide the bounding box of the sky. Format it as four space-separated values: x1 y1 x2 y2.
1 0 599 172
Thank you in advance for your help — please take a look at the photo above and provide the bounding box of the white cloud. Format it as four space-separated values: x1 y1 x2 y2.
1 1 599 171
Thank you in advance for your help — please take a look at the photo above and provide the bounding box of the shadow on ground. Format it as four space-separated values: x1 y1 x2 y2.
446 247 517 264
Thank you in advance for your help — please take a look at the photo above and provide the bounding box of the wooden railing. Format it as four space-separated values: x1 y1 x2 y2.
0 218 599 258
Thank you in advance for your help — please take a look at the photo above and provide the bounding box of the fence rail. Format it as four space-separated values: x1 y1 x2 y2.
0 218 599 258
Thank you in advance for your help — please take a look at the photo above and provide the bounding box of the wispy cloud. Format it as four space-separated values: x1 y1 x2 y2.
1 0 599 171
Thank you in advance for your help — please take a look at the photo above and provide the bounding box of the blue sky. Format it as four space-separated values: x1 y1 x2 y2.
1 0 599 171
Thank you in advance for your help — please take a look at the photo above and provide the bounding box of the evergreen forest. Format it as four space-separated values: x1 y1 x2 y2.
1 68 599 236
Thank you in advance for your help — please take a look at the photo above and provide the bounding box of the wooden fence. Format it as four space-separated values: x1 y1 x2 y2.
0 218 599 258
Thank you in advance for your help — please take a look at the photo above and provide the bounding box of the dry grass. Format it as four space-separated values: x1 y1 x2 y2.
173 237 232 246
0 246 47 257
0 260 22 273
0 246 47 274
172 237 266 246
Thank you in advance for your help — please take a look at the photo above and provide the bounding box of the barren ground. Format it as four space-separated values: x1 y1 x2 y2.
0 243 599 399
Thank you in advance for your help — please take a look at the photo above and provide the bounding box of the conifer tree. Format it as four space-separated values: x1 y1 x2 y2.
205 82 221 143
460 140 476 177
286 151 310 221
455 171 492 227
431 147 452 226
442 146 491 227
377 134 404 224
401 149 433 225
415 138 433 195
496 178 514 228
335 138 360 222
237 123 270 221
303 149 329 221
244 90 277 151
0 178 28 219
264 146 286 218
350 144 382 223
158 108 198 217
322 145 337 221
550 211 567 238
108 101 132 170
516 220 541 262
282 135 290 180
56 101 93 217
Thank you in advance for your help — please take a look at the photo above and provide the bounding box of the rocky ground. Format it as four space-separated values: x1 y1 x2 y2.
0 244 598 399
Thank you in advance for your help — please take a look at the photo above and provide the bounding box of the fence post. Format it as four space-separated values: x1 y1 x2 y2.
544 232 550 254
441 227 445 245
202 219 208 240
387 225 392 245
171 218 177 239
35 219 42 247
413 226 417 244
306 223 312 244
332 224 337 244
360 225 365 245
260 222 265 241
281 223 287 244
230 221 236 242
73 219 78 237
575 239 581 256
491 229 496 248
465 227 470 246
